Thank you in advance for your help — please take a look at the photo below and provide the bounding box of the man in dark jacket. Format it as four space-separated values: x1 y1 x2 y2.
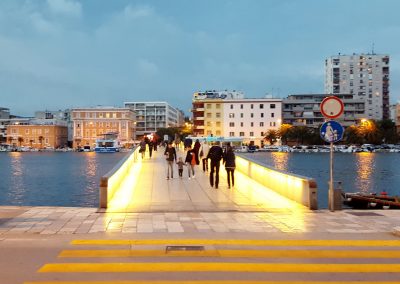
223 146 236 188
164 142 177 179
207 142 224 188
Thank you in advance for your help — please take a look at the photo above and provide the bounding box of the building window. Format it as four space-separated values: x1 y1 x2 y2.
250 132 254 137
261 113 264 118
216 104 221 109
229 113 235 118
25 129 29 135
261 132 264 136
229 132 235 137
206 122 211 127
206 113 211 118
216 130 221 136
216 113 221 118
216 122 221 127
206 104 212 109
251 104 254 109
260 104 264 109
251 122 254 127
240 104 243 109
230 104 233 109
270 122 276 127
45 129 49 134
250 113 254 118
240 122 244 127
271 113 275 118
240 113 243 118
270 104 276 109
239 132 245 137
207 130 212 135
260 122 264 127
229 122 235 127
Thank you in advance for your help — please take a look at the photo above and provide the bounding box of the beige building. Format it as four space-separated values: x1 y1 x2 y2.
192 91 282 146
7 124 68 149
71 107 136 149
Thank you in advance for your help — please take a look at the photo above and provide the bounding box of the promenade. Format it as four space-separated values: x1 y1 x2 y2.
1 148 400 283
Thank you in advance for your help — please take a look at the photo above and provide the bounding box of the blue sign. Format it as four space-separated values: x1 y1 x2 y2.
320 121 344 143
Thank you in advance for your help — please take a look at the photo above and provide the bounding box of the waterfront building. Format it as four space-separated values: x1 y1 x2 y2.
71 107 135 149
0 109 31 145
282 94 365 128
325 53 390 120
6 124 68 149
192 90 282 146
34 109 73 144
124 102 184 139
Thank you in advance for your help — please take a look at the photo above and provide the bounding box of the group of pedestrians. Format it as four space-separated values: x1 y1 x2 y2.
164 139 236 189
139 137 158 159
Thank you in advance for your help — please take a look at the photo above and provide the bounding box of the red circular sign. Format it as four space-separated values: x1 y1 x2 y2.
320 96 344 119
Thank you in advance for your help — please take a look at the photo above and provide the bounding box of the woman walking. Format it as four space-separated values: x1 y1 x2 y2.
223 146 236 188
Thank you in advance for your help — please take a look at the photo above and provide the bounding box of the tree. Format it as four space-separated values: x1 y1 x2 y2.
344 125 363 144
38 136 44 149
17 137 24 147
264 129 278 145
278 124 292 145
288 126 310 145
378 119 399 144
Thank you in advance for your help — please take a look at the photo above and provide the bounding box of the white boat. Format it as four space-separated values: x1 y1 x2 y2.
94 139 120 153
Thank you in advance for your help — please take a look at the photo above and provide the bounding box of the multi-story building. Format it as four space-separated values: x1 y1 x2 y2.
192 90 282 146
6 124 68 149
124 102 183 139
283 94 365 128
34 109 73 144
0 108 31 144
71 107 135 149
325 53 390 120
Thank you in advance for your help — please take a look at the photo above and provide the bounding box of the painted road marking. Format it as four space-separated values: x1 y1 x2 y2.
59 249 400 258
71 239 400 247
38 263 400 273
23 281 400 284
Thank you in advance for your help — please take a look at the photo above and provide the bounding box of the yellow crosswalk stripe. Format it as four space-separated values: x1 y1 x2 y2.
59 249 400 258
70 239 400 247
38 262 400 273
23 281 400 284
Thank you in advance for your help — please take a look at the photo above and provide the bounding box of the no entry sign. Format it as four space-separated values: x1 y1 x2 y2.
320 96 344 119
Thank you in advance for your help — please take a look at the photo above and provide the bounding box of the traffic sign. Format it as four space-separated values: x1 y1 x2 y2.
320 96 344 119
320 120 344 143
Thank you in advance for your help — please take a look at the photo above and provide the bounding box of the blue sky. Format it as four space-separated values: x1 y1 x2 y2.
1 0 400 116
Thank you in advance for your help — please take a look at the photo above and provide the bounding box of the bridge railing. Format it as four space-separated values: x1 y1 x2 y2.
99 146 140 208
236 154 318 210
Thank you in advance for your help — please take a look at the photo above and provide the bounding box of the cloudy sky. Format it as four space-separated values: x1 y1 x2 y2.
1 0 400 116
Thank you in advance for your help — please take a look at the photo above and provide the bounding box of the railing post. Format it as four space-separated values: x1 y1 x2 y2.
99 177 108 208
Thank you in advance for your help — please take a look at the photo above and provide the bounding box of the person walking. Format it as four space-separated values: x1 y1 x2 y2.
148 140 153 158
193 139 201 165
176 157 185 178
164 142 177 180
207 142 224 188
199 141 210 172
185 147 196 179
223 146 236 188
139 138 147 159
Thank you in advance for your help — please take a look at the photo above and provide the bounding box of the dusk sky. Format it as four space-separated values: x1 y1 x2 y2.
1 0 400 117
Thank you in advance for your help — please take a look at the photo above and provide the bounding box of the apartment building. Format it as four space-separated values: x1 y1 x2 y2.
283 94 365 128
124 102 184 139
71 107 135 149
6 124 68 149
325 53 390 120
192 90 282 146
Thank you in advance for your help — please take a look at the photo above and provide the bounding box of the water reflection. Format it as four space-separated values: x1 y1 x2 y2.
270 152 289 172
355 152 375 193
84 152 97 177
9 152 25 203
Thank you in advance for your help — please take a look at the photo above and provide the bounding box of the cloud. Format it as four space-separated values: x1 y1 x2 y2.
29 12 57 34
123 5 153 19
47 0 82 17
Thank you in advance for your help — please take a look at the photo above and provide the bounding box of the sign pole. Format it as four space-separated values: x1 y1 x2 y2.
329 141 334 212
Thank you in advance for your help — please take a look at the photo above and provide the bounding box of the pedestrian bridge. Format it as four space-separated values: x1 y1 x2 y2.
99 147 317 213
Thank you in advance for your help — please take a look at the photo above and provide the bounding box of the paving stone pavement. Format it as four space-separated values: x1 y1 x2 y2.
0 206 399 236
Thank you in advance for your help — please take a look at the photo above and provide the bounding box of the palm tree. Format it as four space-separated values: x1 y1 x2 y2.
18 137 24 147
38 136 44 149
278 124 292 145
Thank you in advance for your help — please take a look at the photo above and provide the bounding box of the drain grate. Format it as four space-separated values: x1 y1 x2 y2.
166 246 205 252
347 212 383 216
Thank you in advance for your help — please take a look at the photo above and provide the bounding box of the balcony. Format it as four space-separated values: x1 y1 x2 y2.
194 117 204 120
194 108 205 111
194 125 205 130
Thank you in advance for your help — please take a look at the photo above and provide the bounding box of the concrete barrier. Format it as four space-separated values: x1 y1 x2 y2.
236 154 318 210
99 147 140 208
